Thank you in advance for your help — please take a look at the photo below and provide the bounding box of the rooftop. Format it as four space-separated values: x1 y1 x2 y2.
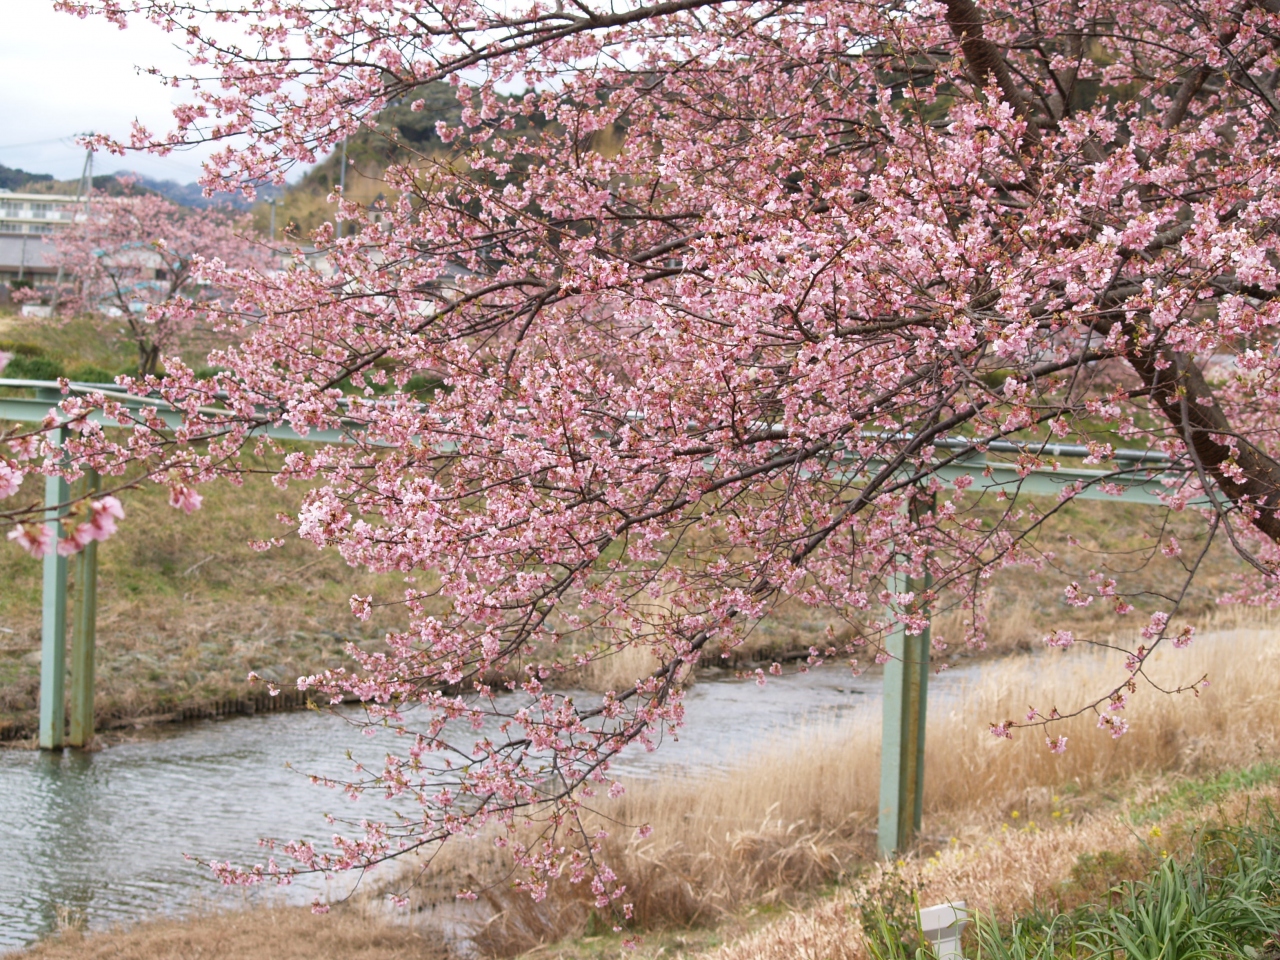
0 234 56 271
0 192 86 203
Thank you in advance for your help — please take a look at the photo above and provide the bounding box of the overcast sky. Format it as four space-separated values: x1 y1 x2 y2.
0 0 299 185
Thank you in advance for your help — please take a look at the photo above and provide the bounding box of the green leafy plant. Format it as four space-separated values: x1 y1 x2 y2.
0 339 43 356
66 363 121 384
973 813 1280 960
4 352 65 380
972 913 1073 960
1083 856 1233 960
861 899 938 960
858 871 938 960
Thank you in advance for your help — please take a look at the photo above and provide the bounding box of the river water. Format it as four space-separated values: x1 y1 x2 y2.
0 664 977 951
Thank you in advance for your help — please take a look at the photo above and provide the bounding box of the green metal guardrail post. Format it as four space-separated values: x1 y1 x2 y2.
38 392 69 751
69 469 100 748
877 568 932 856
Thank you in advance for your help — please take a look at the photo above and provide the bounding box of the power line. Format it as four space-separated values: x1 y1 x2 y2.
0 135 82 151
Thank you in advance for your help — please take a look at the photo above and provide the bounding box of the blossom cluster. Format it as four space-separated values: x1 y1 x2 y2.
6 496 125 559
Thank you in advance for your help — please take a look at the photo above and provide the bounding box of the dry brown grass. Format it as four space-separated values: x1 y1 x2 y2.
18 904 445 960
435 623 1280 955
923 617 1280 821
701 779 1280 960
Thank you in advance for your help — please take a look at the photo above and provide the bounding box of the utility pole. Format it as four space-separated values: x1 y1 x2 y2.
76 143 94 205
80 145 93 215
50 143 93 312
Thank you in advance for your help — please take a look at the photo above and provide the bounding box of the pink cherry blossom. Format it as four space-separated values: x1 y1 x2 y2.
47 191 269 376
349 595 373 621
167 485 203 515
73 495 126 546
1141 612 1171 641
56 532 88 557
7 436 39 461
0 462 23 499
8 523 52 559
44 495 129 558
1097 715 1131 740
32 0 1280 906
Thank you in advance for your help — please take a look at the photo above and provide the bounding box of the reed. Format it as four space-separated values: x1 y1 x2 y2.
924 624 1280 820
467 626 1280 955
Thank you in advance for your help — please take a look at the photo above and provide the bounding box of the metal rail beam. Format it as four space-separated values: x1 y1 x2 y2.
0 384 354 445
931 460 1178 506
0 381 1188 506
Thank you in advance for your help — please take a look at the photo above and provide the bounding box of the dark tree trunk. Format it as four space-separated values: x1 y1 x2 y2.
139 342 160 378
1125 350 1280 543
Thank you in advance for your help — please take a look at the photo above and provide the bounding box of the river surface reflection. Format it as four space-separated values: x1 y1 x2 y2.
1 664 975 950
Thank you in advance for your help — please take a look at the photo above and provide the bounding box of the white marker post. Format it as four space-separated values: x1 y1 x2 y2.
918 901 968 960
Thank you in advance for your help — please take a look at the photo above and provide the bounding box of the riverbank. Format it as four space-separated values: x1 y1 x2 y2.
700 763 1280 960
17 905 445 960
430 627 1280 956
0 463 411 742
9 626 1278 958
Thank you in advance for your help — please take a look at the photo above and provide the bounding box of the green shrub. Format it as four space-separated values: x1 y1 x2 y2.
4 353 65 380
66 363 120 385
405 373 446 395
0 339 45 358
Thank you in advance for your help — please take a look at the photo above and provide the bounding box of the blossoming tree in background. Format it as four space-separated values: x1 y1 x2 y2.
49 191 262 376
14 0 1280 906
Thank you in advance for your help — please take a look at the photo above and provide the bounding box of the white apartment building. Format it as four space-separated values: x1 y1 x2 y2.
0 191 83 236
0 191 84 289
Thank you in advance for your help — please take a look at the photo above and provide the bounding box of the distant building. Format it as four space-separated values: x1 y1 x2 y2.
0 191 82 236
0 191 84 286
0 234 51 286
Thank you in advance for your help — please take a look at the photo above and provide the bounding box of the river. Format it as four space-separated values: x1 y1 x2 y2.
0 662 978 951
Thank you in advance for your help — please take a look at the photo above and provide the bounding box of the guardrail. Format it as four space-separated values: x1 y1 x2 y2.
0 377 1196 855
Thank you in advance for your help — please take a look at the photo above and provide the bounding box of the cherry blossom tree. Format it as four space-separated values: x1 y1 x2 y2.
49 191 263 376
21 0 1280 906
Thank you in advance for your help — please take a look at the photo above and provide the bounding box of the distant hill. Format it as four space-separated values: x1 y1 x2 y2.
120 173 285 210
20 173 159 199
249 81 561 237
296 81 469 193
0 163 55 192
1 162 283 210
7 83 536 237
